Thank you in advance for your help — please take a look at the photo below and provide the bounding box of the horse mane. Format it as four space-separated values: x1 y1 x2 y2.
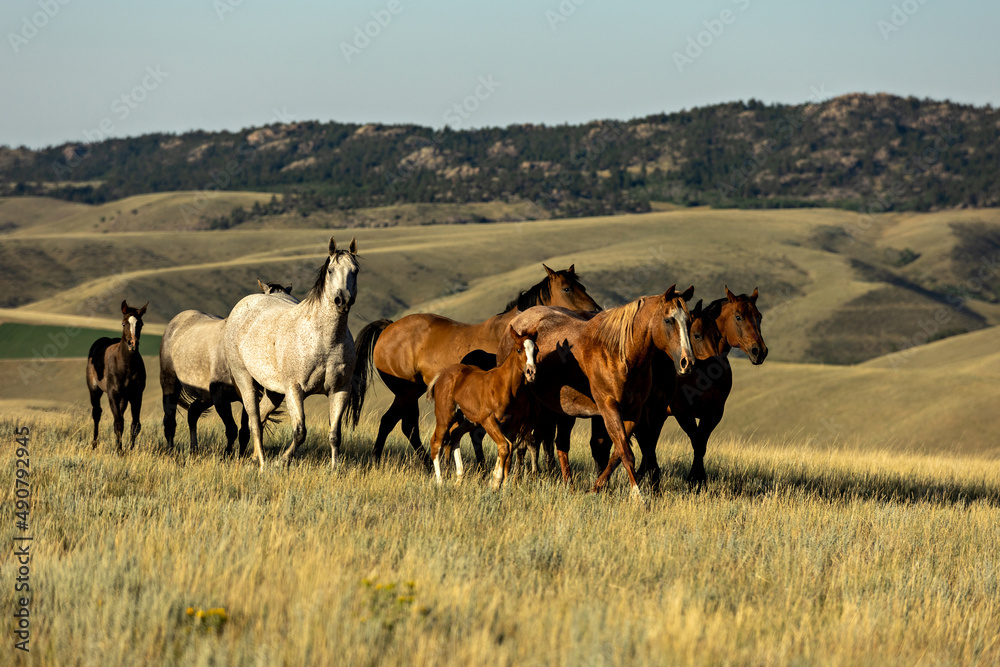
498 277 552 315
594 298 644 364
305 251 359 304
703 297 727 320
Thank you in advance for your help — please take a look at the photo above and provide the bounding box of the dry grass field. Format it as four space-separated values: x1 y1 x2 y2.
1 413 998 666
3 198 1000 664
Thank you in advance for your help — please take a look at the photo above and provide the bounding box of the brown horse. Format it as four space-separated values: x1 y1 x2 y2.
632 287 768 488
86 300 148 452
349 264 600 467
502 286 695 496
426 325 539 489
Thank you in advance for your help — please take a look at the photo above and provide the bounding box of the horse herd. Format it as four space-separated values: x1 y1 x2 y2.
85 236 768 496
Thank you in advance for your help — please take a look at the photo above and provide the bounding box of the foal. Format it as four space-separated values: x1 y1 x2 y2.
86 300 148 452
426 326 539 490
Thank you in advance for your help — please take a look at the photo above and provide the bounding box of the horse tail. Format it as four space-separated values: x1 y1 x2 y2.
347 318 392 429
425 373 441 402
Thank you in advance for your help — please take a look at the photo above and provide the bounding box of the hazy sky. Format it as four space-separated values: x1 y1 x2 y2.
2 0 997 148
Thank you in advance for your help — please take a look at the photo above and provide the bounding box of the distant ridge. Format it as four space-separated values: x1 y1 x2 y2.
1 94 997 223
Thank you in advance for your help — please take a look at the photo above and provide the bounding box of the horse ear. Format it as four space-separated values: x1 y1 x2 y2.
138 302 148 317
680 285 695 302
726 285 737 303
662 284 677 300
568 264 575 275
121 300 128 315
329 236 337 254
750 287 759 305
349 237 358 255
286 284 293 294
543 264 556 277
692 299 703 316
257 278 267 293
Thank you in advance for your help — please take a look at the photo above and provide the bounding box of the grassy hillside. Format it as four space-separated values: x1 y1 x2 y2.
1 415 997 665
0 323 161 359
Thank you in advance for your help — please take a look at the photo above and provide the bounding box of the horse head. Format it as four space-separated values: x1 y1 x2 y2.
542 264 602 314
689 299 725 360
721 286 767 364
649 285 695 376
258 278 293 296
507 324 539 384
120 300 148 352
310 237 360 314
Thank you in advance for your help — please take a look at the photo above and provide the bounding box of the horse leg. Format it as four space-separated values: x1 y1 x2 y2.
553 415 575 483
634 409 667 494
468 426 487 471
279 387 307 466
589 417 612 472
108 391 125 453
372 398 406 463
591 405 641 498
244 390 283 458
534 416 557 474
161 389 179 450
89 387 103 450
689 408 723 486
401 401 432 471
326 389 350 470
210 385 239 457
186 399 211 455
128 390 143 450
483 417 512 490
233 375 265 470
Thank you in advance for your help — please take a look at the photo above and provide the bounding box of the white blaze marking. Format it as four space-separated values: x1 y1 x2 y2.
673 306 693 366
128 316 138 345
524 339 538 376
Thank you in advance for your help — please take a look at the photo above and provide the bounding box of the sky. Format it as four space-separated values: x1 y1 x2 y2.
2 0 998 148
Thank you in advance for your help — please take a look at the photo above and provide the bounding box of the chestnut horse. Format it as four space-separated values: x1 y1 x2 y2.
426 325 539 489
502 286 695 497
86 300 148 452
348 264 600 468
632 287 768 488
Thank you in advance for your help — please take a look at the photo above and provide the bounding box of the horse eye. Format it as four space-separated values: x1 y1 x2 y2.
664 317 673 325
694 334 701 340
563 287 571 292
735 315 742 321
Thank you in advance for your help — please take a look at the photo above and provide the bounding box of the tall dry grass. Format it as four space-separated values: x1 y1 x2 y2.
2 412 999 666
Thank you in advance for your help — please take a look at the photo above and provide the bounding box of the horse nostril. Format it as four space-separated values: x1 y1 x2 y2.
334 296 343 306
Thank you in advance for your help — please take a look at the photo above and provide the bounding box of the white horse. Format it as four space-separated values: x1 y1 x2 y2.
160 281 297 456
224 237 359 469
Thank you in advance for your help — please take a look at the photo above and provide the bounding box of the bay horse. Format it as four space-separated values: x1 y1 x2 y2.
632 287 768 488
160 280 296 456
224 237 359 470
349 264 600 468
502 286 696 497
426 325 539 489
86 300 148 452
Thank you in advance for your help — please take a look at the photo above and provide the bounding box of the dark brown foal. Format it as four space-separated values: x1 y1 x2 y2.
86 300 148 452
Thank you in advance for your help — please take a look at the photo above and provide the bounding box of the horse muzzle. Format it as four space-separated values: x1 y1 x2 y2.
749 345 768 365
676 354 694 377
524 365 537 383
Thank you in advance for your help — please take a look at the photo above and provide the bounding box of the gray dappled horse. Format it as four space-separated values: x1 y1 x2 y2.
224 237 359 470
159 281 296 456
